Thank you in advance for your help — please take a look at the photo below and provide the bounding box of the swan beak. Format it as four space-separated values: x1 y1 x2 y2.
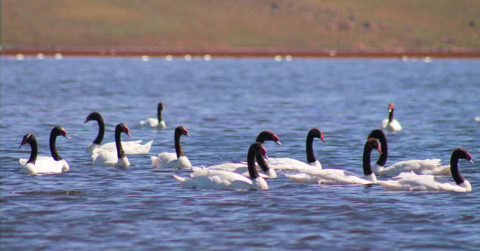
127 131 132 137
467 159 474 165
64 135 71 140
264 153 269 159
321 138 326 144
186 133 191 138
275 140 282 146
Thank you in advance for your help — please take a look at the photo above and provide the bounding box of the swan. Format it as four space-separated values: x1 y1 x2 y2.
84 112 152 154
206 130 281 178
19 127 70 175
266 128 325 172
19 126 70 173
140 102 167 129
173 142 269 190
380 102 402 132
91 123 131 167
151 126 191 168
378 148 474 192
284 138 380 185
368 129 448 176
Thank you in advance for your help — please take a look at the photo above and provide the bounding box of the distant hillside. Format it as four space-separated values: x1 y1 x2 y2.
2 0 480 51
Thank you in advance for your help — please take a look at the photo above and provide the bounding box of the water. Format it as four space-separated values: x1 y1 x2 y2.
1 56 479 250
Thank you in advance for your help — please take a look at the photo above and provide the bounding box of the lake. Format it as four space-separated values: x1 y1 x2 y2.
1 56 479 250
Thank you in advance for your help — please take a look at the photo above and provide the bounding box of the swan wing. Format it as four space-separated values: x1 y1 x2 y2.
266 157 319 172
151 153 191 169
379 159 443 176
174 168 253 190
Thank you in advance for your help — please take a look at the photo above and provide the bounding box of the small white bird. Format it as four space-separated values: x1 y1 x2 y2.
173 142 269 190
151 126 191 169
380 102 402 132
19 127 70 175
378 148 474 192
140 102 167 129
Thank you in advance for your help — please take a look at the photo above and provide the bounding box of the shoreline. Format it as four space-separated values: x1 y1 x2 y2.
2 48 480 58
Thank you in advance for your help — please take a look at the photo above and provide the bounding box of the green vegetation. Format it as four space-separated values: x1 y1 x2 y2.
2 0 480 50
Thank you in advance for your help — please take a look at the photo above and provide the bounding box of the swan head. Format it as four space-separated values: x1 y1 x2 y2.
176 126 190 137
20 133 35 147
309 128 326 143
53 126 70 139
388 102 395 112
455 148 473 165
157 102 164 111
84 112 103 124
256 130 282 145
367 138 382 155
118 123 132 137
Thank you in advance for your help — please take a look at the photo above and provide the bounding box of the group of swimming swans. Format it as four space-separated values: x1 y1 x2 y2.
19 103 474 192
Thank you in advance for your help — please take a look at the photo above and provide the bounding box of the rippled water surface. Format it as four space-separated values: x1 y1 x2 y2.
1 57 479 250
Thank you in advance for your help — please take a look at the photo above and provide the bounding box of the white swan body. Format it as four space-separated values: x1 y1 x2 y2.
140 118 166 129
140 102 167 129
173 143 269 190
380 102 402 132
380 118 402 131
151 126 191 169
87 140 153 154
378 172 471 192
91 123 131 167
368 129 449 177
207 161 277 178
266 157 320 172
285 138 380 186
375 159 450 176
285 170 376 185
85 112 152 154
378 148 473 192
151 154 191 169
20 157 67 175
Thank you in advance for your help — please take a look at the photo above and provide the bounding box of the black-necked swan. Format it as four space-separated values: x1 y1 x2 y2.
92 123 131 167
206 130 281 178
140 102 167 129
84 112 152 154
377 148 474 192
265 128 325 172
368 129 448 176
173 142 269 190
19 126 70 175
380 102 402 132
151 126 191 169
285 138 381 185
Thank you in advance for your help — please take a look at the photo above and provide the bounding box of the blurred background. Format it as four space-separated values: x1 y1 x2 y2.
2 0 480 56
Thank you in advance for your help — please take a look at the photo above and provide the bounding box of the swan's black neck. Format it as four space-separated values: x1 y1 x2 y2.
24 134 38 164
157 103 164 122
49 127 62 161
174 127 185 158
86 112 105 145
368 129 388 166
256 151 270 173
450 149 466 185
306 129 320 163
247 143 262 179
115 124 126 159
362 139 376 176
388 108 394 123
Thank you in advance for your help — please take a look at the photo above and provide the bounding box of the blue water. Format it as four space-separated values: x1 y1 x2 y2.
1 56 479 250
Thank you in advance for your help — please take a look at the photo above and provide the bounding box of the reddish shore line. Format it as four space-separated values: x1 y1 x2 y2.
3 48 480 58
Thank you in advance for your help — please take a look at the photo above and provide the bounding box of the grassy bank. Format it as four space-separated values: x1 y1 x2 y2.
2 0 480 51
